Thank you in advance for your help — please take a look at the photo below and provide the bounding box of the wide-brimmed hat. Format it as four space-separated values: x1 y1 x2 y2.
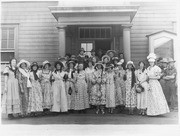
160 58 168 63
106 50 116 55
42 60 51 67
17 59 30 68
102 55 110 62
167 58 176 63
54 61 64 68
58 56 66 61
66 60 76 67
105 64 114 70
112 57 119 61
117 59 124 65
147 53 157 61
126 61 135 68
94 61 104 70
31 62 39 69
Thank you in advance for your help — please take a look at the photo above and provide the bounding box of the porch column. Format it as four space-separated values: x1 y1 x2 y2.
57 25 66 57
122 24 132 62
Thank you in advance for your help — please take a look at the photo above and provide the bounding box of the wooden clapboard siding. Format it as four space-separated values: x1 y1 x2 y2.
1 1 59 64
130 1 176 66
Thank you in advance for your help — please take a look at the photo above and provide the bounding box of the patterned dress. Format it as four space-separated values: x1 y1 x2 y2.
2 67 21 114
119 69 126 105
146 65 170 116
51 71 68 112
135 69 149 110
85 67 95 98
39 70 52 110
74 71 89 110
114 71 123 106
105 71 116 108
125 70 137 108
65 69 76 110
27 71 43 112
89 70 106 106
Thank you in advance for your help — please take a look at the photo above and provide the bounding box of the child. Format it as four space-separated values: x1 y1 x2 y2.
39 60 52 115
105 64 116 114
90 61 106 114
28 62 43 116
74 62 89 113
51 61 68 113
124 61 137 115
2 58 21 119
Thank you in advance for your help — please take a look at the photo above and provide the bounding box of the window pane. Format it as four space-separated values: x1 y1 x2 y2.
101 29 106 38
96 29 100 38
1 52 14 62
85 29 89 38
9 29 15 40
106 28 110 38
8 40 14 49
1 40 8 49
90 29 94 38
2 29 8 40
81 43 87 51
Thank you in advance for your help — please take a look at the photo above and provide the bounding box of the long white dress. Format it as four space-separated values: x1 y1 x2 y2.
135 69 149 110
146 65 170 116
51 71 68 112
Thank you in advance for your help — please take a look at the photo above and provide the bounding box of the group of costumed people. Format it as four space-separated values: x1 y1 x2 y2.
2 48 177 120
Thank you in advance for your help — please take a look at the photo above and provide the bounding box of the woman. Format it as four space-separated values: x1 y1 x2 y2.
85 59 95 99
74 62 89 113
102 55 110 67
105 64 116 114
2 58 21 119
65 60 76 111
135 61 149 115
112 57 119 68
28 62 43 116
51 61 68 113
146 53 170 116
39 60 52 114
90 61 106 114
17 59 31 117
124 61 137 115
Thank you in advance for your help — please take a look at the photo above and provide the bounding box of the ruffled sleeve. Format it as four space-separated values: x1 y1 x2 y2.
3 66 9 76
155 65 162 76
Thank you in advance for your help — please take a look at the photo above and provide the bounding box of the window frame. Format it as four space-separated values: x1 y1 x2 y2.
1 23 19 64
80 41 95 57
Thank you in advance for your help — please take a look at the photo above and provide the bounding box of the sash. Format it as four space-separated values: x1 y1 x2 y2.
19 68 32 88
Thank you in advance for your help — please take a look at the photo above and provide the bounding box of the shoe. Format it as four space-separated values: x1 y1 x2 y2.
96 109 100 114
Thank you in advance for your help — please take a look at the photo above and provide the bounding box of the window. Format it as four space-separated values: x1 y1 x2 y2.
1 24 18 63
79 27 112 39
81 42 93 57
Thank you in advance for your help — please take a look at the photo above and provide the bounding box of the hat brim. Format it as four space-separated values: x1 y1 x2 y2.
17 60 30 68
43 63 51 67
106 50 116 55
94 63 104 69
102 55 110 62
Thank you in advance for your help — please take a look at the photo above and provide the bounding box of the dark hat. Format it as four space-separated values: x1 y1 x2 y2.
31 62 39 69
54 61 64 68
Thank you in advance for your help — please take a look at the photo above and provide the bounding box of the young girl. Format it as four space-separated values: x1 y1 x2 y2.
85 59 95 100
28 62 43 116
51 61 68 113
102 55 110 67
74 62 89 113
135 61 149 115
146 53 169 116
105 64 116 114
66 60 76 111
124 61 137 115
17 59 31 117
2 58 21 119
90 61 106 114
39 60 52 115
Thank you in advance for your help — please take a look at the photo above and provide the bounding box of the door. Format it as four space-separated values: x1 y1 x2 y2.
95 40 111 55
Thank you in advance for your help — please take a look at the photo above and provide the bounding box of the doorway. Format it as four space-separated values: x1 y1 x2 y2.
95 40 111 55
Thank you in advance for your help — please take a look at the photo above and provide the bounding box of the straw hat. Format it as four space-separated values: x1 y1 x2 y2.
102 55 110 62
106 50 116 55
66 60 76 67
42 60 51 67
147 53 156 61
17 59 30 68
167 58 176 63
54 61 64 68
94 61 104 70
31 62 39 70
126 61 135 68
160 58 168 63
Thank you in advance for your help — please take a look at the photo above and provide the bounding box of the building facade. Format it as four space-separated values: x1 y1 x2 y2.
1 0 178 67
